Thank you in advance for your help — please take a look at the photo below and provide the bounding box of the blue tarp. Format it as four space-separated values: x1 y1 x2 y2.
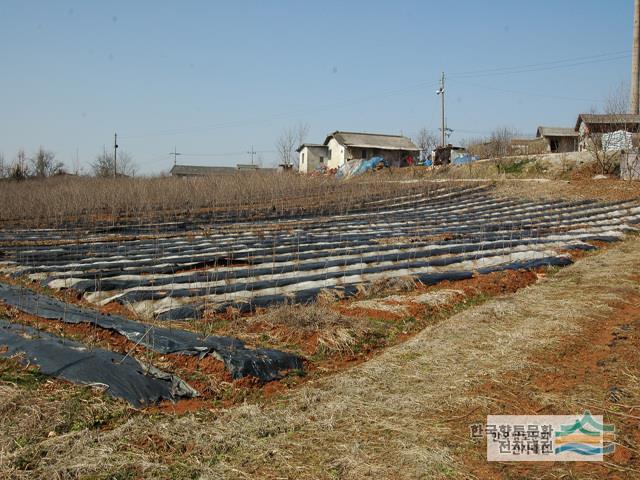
452 154 480 165
337 156 388 178
352 156 388 175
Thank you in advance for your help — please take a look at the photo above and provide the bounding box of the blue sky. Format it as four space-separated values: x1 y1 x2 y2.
0 1 632 174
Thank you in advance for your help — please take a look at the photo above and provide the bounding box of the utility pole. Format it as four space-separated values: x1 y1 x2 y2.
113 132 118 178
632 0 640 114
247 145 257 165
437 72 446 147
169 146 182 166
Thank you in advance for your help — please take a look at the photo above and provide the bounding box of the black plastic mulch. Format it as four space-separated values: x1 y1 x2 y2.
0 282 304 382
0 319 197 407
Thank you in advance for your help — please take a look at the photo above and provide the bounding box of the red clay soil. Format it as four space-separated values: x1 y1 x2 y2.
335 305 407 322
341 269 540 318
495 177 640 202
98 300 142 319
423 268 540 297
451 291 640 479
202 269 547 369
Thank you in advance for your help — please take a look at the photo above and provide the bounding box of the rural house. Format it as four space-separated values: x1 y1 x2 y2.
300 131 419 172
575 113 640 152
536 126 579 153
296 144 329 174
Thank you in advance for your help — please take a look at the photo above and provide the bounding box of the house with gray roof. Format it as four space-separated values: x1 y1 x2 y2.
309 131 419 171
575 114 640 152
296 143 329 174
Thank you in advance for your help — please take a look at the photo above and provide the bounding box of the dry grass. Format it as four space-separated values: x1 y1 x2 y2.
259 302 354 332
238 302 371 356
4 160 636 230
357 275 417 298
0 173 441 228
3 231 640 478
0 359 131 475
492 176 640 202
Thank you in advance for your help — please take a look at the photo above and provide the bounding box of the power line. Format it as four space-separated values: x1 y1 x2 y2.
116 50 629 141
448 79 603 103
450 50 629 76
177 150 275 157
118 81 441 140
450 51 630 79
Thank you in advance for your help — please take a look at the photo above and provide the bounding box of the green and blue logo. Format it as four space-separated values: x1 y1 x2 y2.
554 411 615 456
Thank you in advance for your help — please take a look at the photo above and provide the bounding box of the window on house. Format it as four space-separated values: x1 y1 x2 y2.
319 157 324 163
328 149 332 159
362 149 367 158
301 152 305 164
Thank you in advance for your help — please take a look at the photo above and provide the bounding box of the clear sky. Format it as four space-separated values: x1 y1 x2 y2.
0 1 633 174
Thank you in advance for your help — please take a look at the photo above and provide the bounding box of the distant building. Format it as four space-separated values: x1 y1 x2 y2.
236 163 259 171
536 127 579 153
297 131 419 172
296 144 329 174
170 164 275 177
432 145 467 166
575 114 640 151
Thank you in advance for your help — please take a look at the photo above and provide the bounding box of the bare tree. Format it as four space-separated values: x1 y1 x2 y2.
91 151 136 177
621 150 640 180
489 127 518 157
72 151 82 175
277 122 310 169
276 128 295 167
604 81 629 115
413 128 437 161
462 127 518 163
295 122 310 148
9 150 30 180
583 83 632 174
30 147 64 177
0 153 5 178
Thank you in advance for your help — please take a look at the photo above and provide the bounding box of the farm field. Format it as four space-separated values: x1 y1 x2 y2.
1 176 640 478
6 2 640 478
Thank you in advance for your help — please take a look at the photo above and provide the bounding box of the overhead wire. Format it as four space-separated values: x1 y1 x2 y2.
119 49 629 159
449 51 630 79
447 79 603 103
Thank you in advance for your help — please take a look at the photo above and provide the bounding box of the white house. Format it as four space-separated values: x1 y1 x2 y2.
322 131 419 170
296 144 329 174
297 131 420 173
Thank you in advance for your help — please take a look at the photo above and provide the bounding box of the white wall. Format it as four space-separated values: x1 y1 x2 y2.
327 138 346 169
298 146 328 173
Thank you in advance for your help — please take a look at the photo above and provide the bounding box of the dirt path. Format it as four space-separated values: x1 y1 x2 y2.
3 236 640 479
